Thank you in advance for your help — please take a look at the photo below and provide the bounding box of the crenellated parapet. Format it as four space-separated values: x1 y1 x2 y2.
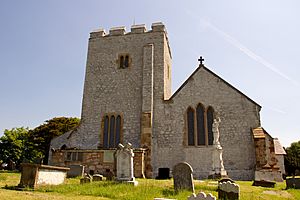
90 22 166 39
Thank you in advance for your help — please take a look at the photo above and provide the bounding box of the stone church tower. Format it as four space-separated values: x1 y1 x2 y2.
78 22 170 177
49 22 285 181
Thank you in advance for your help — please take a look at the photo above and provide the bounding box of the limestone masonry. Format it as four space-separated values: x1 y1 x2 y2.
49 22 285 180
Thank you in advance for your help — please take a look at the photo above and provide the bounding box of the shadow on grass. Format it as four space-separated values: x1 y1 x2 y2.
162 188 176 196
0 170 20 173
2 185 33 191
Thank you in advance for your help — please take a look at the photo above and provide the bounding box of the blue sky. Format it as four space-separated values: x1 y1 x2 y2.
0 1 299 147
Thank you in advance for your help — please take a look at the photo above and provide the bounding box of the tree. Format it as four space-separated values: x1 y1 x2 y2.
0 127 29 169
284 140 300 176
27 117 80 164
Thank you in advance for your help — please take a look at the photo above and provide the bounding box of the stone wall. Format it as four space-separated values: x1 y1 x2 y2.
276 155 285 175
152 67 261 180
50 149 146 178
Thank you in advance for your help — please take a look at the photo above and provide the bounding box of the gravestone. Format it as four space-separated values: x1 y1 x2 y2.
115 143 138 185
80 174 92 184
173 162 195 193
188 192 216 200
218 181 239 200
80 177 91 184
218 178 235 184
286 177 300 189
67 165 85 178
93 174 103 181
104 169 114 181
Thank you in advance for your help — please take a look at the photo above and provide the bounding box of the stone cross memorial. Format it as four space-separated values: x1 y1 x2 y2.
173 162 195 193
115 143 138 186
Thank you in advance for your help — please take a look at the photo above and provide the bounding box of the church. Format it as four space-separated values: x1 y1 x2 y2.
49 22 285 180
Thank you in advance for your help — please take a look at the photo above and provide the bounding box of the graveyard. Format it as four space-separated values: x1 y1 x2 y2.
0 171 299 200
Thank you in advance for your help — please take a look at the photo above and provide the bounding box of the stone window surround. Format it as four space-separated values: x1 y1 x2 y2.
185 103 214 147
118 54 131 69
65 151 83 162
100 113 124 149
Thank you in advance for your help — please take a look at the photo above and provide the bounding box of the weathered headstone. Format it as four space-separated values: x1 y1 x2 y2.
104 169 114 181
80 176 91 184
93 174 103 181
115 143 138 185
188 192 216 200
218 178 235 184
80 174 92 184
286 177 300 189
67 165 85 178
173 162 195 193
218 181 239 200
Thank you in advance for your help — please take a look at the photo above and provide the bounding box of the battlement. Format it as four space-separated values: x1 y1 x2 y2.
90 22 166 39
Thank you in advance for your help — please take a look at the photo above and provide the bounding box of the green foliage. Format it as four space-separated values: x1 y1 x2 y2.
0 127 29 168
0 117 80 168
27 117 80 164
285 140 300 176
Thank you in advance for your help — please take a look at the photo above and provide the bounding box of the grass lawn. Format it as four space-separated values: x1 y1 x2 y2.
0 171 299 200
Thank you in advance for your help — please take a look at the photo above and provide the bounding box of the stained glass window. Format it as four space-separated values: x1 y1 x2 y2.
109 116 115 148
115 115 121 146
187 107 195 146
197 104 205 145
103 116 109 148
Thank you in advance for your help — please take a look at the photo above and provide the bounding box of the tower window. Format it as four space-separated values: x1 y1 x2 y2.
119 54 130 69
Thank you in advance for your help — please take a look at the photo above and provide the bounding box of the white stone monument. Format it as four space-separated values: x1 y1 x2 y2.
115 143 138 186
210 117 227 178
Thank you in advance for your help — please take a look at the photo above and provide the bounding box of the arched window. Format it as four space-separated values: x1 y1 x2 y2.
119 56 124 68
103 116 109 148
207 106 214 145
102 114 122 148
187 107 195 146
109 116 115 148
124 55 129 68
196 104 205 145
185 104 216 146
115 115 121 146
119 54 130 69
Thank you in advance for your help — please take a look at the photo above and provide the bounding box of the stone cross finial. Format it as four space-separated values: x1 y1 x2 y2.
198 56 205 65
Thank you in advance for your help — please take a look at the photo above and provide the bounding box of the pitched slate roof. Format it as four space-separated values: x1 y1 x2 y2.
167 64 261 108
